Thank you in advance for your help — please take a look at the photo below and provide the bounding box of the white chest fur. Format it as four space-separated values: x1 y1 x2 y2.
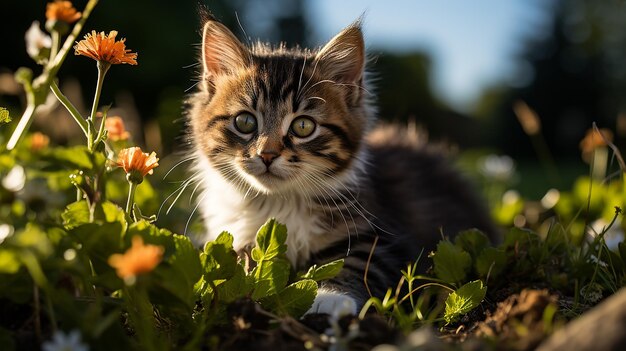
195 160 332 265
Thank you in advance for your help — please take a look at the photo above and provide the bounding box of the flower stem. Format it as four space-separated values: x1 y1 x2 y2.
90 63 108 122
88 62 109 151
50 30 61 63
95 108 108 146
50 80 88 136
126 181 137 217
124 285 158 351
6 102 37 151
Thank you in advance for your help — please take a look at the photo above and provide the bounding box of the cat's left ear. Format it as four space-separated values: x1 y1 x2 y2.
315 20 365 84
201 20 250 78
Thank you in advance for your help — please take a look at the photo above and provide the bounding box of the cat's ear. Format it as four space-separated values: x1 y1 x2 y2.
315 21 365 84
201 20 249 78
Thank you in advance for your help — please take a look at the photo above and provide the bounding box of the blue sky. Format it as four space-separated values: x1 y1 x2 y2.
305 0 553 112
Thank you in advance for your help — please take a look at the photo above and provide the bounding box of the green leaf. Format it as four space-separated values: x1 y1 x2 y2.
214 231 234 248
444 280 487 324
61 201 90 229
503 227 540 250
9 224 53 258
0 250 20 274
455 229 491 259
618 242 626 267
262 279 317 317
201 232 238 283
0 107 11 124
251 259 290 300
217 265 254 303
251 218 287 262
475 247 507 279
152 234 203 310
62 201 127 230
47 146 94 170
302 259 344 281
69 222 124 274
432 241 472 284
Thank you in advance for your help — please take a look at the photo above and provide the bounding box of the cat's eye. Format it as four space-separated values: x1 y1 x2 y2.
290 117 316 138
234 113 258 134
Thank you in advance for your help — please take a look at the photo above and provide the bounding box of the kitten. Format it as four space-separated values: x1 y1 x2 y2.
187 17 496 315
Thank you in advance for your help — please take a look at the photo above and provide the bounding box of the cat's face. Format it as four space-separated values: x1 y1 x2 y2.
190 20 369 195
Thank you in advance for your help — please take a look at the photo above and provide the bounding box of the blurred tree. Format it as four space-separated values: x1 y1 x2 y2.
478 0 626 160
236 0 310 47
373 53 485 147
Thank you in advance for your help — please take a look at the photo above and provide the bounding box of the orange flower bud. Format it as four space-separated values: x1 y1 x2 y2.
30 132 50 151
105 116 131 141
46 1 81 24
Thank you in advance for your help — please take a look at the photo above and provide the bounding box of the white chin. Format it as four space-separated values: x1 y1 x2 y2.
241 171 286 194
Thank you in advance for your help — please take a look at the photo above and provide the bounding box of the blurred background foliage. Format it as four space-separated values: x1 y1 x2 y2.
1 0 625 201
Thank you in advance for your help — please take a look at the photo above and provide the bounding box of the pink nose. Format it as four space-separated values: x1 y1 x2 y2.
259 151 279 166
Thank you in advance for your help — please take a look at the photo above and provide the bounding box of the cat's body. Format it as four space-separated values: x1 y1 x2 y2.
187 17 495 314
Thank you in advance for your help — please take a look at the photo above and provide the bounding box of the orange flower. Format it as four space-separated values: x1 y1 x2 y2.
116 147 159 184
30 132 50 151
105 116 131 141
46 1 81 24
108 236 164 282
74 30 137 65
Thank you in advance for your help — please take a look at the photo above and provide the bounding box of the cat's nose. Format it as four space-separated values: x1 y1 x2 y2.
258 151 279 167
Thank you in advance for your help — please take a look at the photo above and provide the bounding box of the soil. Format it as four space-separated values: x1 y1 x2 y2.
212 289 566 351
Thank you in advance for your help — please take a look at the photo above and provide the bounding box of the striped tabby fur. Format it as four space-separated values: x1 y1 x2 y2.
187 17 495 314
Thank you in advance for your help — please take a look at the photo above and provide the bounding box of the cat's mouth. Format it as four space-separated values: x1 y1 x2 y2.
236 159 293 193
256 169 283 181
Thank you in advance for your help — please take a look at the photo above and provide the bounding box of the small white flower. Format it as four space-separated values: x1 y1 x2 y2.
479 154 515 181
588 254 608 268
42 330 89 351
25 21 52 63
0 224 14 244
2 165 25 192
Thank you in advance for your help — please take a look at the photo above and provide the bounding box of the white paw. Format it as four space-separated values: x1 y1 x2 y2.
306 289 357 317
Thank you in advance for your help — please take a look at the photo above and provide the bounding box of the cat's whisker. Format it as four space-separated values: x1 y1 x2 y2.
302 172 355 247
182 62 200 69
332 82 372 95
234 12 251 46
293 171 329 219
163 156 196 180
188 180 204 205
184 191 207 236
296 56 308 97
287 173 314 217
324 172 394 237
305 96 326 104
185 81 201 93
157 172 199 219
300 79 335 99
306 162 394 237
310 173 360 238
297 57 322 100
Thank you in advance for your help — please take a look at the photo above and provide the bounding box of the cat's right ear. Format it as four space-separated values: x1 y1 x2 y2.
201 20 249 80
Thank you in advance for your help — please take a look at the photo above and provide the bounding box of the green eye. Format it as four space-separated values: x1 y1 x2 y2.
234 113 257 134
290 117 316 138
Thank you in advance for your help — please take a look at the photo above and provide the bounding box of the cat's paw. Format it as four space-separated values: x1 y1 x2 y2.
306 289 357 317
